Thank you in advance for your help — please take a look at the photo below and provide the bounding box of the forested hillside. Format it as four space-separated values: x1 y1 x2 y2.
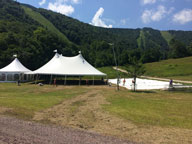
0 0 192 70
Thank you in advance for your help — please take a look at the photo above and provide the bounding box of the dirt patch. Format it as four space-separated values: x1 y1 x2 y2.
33 86 192 144
0 115 133 144
0 107 12 114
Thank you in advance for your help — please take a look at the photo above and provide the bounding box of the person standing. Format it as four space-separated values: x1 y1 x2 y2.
53 78 57 87
169 79 173 88
123 78 126 86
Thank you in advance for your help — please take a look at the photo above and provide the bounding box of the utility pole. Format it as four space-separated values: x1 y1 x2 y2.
109 43 119 91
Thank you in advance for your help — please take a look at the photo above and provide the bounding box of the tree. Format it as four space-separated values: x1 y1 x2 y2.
187 42 192 56
169 39 188 58
125 57 145 91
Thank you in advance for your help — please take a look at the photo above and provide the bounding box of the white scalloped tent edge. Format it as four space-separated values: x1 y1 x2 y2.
0 58 31 82
28 53 106 76
0 58 31 73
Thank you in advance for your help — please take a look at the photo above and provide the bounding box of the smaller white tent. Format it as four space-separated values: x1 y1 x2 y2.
30 52 106 76
0 58 31 82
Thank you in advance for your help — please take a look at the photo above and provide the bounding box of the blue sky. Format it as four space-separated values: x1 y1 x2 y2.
17 0 192 30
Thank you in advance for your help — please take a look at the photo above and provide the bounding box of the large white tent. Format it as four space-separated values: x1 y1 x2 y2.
30 52 106 76
0 58 31 82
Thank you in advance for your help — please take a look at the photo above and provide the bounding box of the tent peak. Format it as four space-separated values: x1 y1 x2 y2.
13 54 17 58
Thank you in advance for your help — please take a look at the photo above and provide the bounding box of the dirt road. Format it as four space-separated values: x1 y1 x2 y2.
0 115 134 144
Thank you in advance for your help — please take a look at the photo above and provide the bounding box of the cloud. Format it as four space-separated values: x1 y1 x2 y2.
173 9 192 24
55 0 80 4
90 7 112 28
141 5 174 23
48 2 74 16
39 0 46 6
142 0 156 5
47 0 81 16
141 0 175 5
71 0 80 4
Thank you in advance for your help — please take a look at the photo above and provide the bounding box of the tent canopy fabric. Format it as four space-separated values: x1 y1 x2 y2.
30 53 106 76
0 58 31 73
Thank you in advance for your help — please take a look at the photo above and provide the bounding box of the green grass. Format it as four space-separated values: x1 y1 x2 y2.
0 83 86 119
22 6 70 43
1 83 192 129
144 56 192 81
98 66 129 79
103 88 192 129
161 31 173 44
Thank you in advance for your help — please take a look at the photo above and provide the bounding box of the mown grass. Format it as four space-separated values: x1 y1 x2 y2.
144 56 192 81
0 83 86 119
103 88 192 129
0 83 192 129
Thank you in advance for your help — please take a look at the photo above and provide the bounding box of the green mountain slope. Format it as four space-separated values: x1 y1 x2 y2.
22 5 70 44
0 0 192 70
144 56 192 81
161 31 173 44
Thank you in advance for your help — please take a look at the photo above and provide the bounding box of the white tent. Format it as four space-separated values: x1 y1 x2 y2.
30 52 106 76
0 58 31 82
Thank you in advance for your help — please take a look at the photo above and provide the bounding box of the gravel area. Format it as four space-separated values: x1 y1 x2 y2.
0 116 135 144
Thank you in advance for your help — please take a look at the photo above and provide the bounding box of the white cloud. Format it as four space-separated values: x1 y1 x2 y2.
173 9 192 24
71 0 80 4
142 0 156 5
141 5 174 23
142 10 152 23
55 0 80 4
48 2 74 16
90 7 112 28
141 0 175 5
39 0 46 6
47 0 81 16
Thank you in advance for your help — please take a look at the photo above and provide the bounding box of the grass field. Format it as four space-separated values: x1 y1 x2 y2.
144 56 192 81
0 83 192 143
98 66 129 79
0 83 86 119
0 83 191 129
104 89 192 129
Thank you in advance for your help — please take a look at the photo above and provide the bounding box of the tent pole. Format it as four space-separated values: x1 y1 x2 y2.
64 75 67 85
93 76 94 85
79 76 81 86
5 73 7 81
35 74 38 84
32 75 34 81
49 75 52 85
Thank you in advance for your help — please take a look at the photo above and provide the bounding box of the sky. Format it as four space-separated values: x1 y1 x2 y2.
17 0 192 31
